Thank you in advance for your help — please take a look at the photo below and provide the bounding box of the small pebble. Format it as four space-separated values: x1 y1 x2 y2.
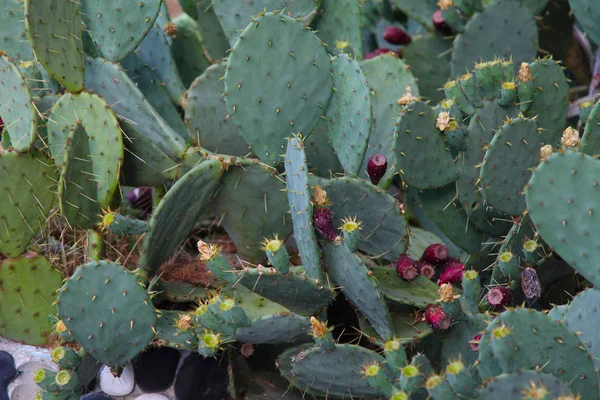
136 394 170 400
99 362 135 397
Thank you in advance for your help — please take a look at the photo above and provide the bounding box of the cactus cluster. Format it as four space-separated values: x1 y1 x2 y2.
2 0 600 399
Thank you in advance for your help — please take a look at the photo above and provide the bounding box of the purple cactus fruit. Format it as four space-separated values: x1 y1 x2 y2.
432 10 451 34
313 207 336 240
469 334 482 352
521 267 541 299
487 286 513 309
425 305 451 330
417 261 436 280
421 243 448 265
367 154 387 185
396 255 418 281
437 266 463 286
382 26 412 45
126 187 153 219
440 257 463 271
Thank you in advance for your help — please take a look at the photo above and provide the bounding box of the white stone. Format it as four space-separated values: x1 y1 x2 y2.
99 362 135 397
135 394 170 400
8 360 56 399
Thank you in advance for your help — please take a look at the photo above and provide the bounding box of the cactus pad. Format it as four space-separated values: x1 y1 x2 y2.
82 0 162 62
2 0 34 62
57 261 157 368
360 54 418 184
0 254 62 345
312 54 371 175
525 58 569 146
395 100 459 189
0 150 57 257
480 118 539 215
451 2 537 77
284 344 393 398
321 176 409 260
171 12 211 89
371 267 440 307
234 313 311 344
284 138 322 281
526 151 600 287
313 0 362 57
155 310 198 351
477 370 575 399
322 240 394 340
24 0 84 92
223 11 333 166
561 288 600 372
0 55 37 151
141 158 224 275
580 99 600 156
210 159 292 262
183 63 248 156
568 0 600 46
485 308 598 397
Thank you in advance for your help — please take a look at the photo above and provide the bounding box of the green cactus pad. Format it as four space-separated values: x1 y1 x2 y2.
403 33 453 104
476 328 503 380
371 266 439 307
47 92 123 226
524 58 569 146
195 0 230 62
0 150 57 257
141 158 224 275
476 370 574 399
286 344 394 398
457 100 519 234
284 138 322 281
57 124 104 228
561 288 600 372
0 55 37 151
130 22 187 105
360 54 418 185
320 176 409 260
171 13 211 88
224 284 290 318
526 151 600 287
312 0 362 57
480 118 539 215
155 310 199 351
395 100 459 189
24 0 84 92
183 63 249 156
57 261 157 368
450 2 537 77
85 57 187 186
101 212 149 236
212 0 320 46
120 54 189 141
389 0 437 30
210 159 292 262
158 280 209 303
223 11 333 166
358 303 433 346
322 240 394 340
209 261 334 316
441 313 489 370
0 255 62 345
81 0 161 62
234 313 311 344
486 308 598 397
1 0 34 62
568 0 600 46
405 186 483 254
581 99 600 156
311 54 371 175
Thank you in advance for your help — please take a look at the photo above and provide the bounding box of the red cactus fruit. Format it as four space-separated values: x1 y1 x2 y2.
432 10 451 34
437 266 463 286
425 305 451 330
521 267 541 299
364 48 393 59
382 26 412 45
440 257 463 271
367 154 387 185
469 334 482 352
487 286 513 309
396 255 418 281
417 261 436 280
313 207 336 240
421 243 448 265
